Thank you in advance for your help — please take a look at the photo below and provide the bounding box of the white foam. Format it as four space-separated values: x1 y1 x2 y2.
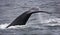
46 23 60 26
0 23 27 29
0 23 10 29
8 25 27 29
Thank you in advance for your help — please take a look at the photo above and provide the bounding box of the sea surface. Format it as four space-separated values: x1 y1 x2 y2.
0 0 60 35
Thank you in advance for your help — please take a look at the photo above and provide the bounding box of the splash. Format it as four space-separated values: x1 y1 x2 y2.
0 23 28 29
41 18 60 26
0 23 10 29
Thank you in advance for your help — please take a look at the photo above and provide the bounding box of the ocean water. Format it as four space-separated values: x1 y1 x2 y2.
0 0 60 35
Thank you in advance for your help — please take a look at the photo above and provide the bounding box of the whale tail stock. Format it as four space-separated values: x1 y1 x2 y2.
6 8 52 28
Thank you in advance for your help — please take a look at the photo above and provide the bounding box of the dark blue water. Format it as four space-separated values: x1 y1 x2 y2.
0 0 60 35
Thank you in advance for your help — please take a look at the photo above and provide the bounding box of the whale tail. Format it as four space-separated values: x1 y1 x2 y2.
6 8 52 28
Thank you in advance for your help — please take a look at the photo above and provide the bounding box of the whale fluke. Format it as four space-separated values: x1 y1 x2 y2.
6 8 52 28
